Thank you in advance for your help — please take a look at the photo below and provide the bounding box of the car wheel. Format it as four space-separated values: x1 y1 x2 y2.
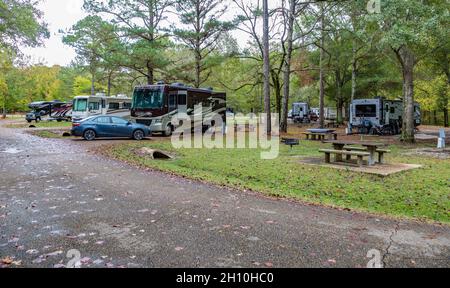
133 129 145 141
27 120 32 123
83 129 96 141
163 124 173 137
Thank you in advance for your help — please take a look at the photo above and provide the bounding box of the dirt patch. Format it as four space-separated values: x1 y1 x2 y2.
298 157 422 176
403 148 450 160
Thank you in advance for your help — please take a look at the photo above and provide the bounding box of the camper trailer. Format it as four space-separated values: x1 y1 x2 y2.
349 98 421 135
72 94 132 121
293 103 319 123
131 83 226 136
292 103 311 123
311 107 338 121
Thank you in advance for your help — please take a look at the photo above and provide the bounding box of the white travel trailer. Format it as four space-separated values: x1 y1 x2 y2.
311 107 338 120
349 97 421 135
72 94 132 121
292 103 309 123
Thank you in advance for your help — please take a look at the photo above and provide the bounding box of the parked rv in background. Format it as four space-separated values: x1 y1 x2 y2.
349 97 421 135
292 103 318 123
72 94 132 121
26 100 72 123
131 83 226 136
311 107 338 121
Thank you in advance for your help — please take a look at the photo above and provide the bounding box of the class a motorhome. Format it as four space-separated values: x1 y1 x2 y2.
26 100 72 123
349 97 421 134
131 83 226 136
72 93 132 121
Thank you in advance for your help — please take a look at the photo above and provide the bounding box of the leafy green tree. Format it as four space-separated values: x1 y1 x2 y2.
0 0 48 51
172 0 234 88
0 48 14 117
369 0 448 142
83 0 173 85
63 16 118 95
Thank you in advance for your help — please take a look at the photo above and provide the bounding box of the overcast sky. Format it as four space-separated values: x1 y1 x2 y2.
22 0 273 67
22 0 87 66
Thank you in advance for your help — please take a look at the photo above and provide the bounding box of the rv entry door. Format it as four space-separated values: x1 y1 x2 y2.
178 91 188 114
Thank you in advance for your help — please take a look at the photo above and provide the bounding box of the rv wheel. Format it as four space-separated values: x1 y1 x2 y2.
133 129 145 141
163 125 173 137
83 129 96 141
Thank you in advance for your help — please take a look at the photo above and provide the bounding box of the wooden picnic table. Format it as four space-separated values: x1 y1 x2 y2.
302 129 337 141
323 140 388 166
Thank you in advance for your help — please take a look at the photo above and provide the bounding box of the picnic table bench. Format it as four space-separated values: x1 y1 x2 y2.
322 140 389 166
319 149 370 167
342 146 391 164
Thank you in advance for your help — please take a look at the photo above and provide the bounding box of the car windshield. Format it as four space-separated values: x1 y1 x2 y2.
74 99 88 112
133 88 164 109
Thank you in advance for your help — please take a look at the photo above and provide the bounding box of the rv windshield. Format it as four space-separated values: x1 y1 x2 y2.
133 88 164 109
74 99 88 112
355 105 377 118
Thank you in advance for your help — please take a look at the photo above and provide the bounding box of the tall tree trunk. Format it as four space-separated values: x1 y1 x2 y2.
195 50 201 88
444 108 449 127
396 46 416 143
2 94 6 119
263 0 271 134
194 0 201 88
335 70 343 124
445 73 450 127
319 4 325 129
90 69 95 96
272 72 282 120
107 71 112 96
351 43 357 103
281 0 295 133
147 61 154 85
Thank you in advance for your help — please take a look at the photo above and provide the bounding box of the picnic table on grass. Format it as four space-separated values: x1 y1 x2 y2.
321 140 390 166
301 129 337 141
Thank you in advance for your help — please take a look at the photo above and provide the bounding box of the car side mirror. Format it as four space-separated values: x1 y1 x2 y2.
127 121 132 125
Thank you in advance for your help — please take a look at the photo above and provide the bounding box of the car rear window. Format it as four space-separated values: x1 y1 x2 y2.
111 117 128 125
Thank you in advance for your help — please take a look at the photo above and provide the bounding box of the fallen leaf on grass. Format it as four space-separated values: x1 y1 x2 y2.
1 256 13 265
46 250 63 257
26 249 39 255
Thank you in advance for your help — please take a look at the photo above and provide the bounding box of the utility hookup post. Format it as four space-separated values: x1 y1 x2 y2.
437 128 446 149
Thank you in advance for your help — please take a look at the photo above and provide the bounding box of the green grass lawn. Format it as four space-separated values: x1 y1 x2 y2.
5 121 72 129
105 139 450 223
30 130 70 139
